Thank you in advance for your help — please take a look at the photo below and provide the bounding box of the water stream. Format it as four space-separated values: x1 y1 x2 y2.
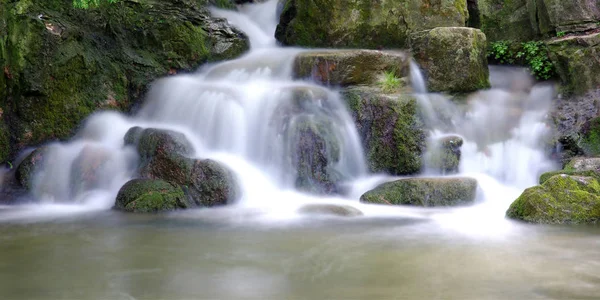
0 1 598 298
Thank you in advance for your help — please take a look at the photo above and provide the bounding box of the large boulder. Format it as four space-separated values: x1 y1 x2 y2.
124 127 240 207
342 86 426 175
360 177 478 207
476 0 539 42
293 50 410 87
15 147 49 191
0 0 249 163
275 0 468 48
409 27 490 93
69 145 112 196
541 0 600 33
547 33 600 95
507 174 600 224
114 179 189 213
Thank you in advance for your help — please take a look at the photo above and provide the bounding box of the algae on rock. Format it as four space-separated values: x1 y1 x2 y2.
114 179 189 213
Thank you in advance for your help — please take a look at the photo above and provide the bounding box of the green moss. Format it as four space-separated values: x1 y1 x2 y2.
579 117 600 156
507 174 600 224
360 177 478 207
115 179 188 213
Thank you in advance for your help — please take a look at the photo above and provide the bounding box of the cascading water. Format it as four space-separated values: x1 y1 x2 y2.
11 0 558 226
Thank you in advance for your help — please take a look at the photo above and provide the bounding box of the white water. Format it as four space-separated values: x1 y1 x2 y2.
5 0 559 233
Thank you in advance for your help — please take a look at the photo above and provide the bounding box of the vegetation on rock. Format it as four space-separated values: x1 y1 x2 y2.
114 179 189 213
488 41 555 80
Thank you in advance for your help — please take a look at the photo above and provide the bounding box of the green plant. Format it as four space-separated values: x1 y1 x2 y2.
73 0 119 9
556 31 567 38
379 71 401 93
489 41 514 64
517 41 554 80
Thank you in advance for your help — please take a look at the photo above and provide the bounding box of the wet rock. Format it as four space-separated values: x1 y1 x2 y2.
275 0 468 48
15 147 49 191
425 135 463 174
290 117 341 195
114 179 189 213
124 127 240 207
539 169 600 184
548 33 600 95
293 50 410 87
297 204 363 217
565 157 600 172
409 27 490 93
69 145 112 196
0 0 249 162
507 174 600 224
342 86 426 175
360 177 478 207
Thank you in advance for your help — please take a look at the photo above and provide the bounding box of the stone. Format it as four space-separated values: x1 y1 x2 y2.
541 0 600 33
476 0 539 42
424 135 463 174
275 0 468 48
114 179 189 213
293 50 410 87
360 177 478 207
409 27 490 93
15 147 49 191
507 174 600 224
69 145 112 197
565 157 600 172
297 204 363 217
342 86 426 175
548 33 600 95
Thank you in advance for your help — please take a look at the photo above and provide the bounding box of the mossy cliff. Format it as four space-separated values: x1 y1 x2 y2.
0 0 249 163
275 0 468 48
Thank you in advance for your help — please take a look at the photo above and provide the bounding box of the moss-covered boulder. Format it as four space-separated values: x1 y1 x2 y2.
360 177 478 207
293 50 410 87
507 174 600 224
547 33 600 95
410 27 490 93
424 135 463 174
114 179 189 213
476 0 540 42
0 0 249 162
290 117 341 195
577 115 600 156
539 169 600 184
342 86 426 175
565 157 600 172
275 0 468 48
124 127 240 207
297 204 363 217
15 147 49 191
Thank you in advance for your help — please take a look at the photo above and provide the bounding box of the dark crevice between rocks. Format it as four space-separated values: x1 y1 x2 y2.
467 0 480 28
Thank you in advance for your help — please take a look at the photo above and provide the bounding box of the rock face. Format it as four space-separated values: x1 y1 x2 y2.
115 179 189 213
275 0 468 48
123 127 240 209
360 177 478 207
507 174 600 224
476 0 600 42
424 135 463 174
409 27 490 93
0 0 249 163
548 33 600 95
342 86 426 175
578 115 600 156
293 50 410 87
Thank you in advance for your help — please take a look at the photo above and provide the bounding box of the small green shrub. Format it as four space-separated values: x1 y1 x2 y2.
488 40 555 80
73 0 119 9
379 71 401 93
556 31 566 38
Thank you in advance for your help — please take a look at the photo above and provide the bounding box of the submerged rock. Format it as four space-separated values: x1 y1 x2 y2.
424 135 463 174
293 50 410 87
507 174 600 224
409 27 490 93
548 33 600 95
0 0 249 163
124 127 240 208
342 86 426 175
275 0 468 48
360 177 478 207
297 204 363 217
115 179 189 213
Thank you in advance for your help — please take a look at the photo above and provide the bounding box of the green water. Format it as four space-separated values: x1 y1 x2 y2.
0 209 599 299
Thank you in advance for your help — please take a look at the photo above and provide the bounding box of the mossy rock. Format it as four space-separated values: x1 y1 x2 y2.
539 169 600 185
409 27 490 93
507 174 600 224
424 135 463 174
565 156 600 172
292 50 410 87
578 115 600 155
114 179 189 213
275 0 468 48
541 0 600 33
15 147 49 191
547 34 600 95
342 86 426 175
360 177 478 207
476 0 540 42
186 159 240 207
0 0 249 162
